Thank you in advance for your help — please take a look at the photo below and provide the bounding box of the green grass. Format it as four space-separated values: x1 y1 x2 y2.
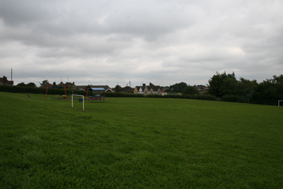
0 92 283 188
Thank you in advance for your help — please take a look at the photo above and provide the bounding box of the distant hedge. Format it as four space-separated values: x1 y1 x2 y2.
105 93 144 98
145 94 217 101
221 95 246 103
0 85 77 95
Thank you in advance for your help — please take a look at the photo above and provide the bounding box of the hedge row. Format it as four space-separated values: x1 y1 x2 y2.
105 93 144 98
0 85 73 95
145 94 217 101
221 95 246 103
220 94 281 105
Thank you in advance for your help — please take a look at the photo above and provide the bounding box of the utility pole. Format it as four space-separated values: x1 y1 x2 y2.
11 68 13 86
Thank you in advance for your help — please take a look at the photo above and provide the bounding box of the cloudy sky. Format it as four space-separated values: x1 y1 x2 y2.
1 0 283 87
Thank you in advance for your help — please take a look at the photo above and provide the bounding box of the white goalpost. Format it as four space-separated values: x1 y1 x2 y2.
278 100 283 107
72 94 85 111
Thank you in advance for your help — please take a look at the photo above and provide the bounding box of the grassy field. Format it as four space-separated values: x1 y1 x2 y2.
0 92 283 188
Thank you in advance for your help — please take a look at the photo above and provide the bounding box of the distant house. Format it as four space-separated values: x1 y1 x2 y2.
134 83 162 95
121 86 134 93
112 86 134 93
74 85 111 92
58 82 75 89
0 76 14 86
161 89 168 96
105 88 114 93
196 85 209 94
40 82 75 89
40 84 53 88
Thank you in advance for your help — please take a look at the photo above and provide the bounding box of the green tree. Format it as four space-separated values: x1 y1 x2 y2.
182 85 199 95
115 85 121 93
252 74 283 105
26 82 36 87
219 76 238 96
237 78 258 103
208 72 236 98
169 82 187 93
17 82 26 87
40 80 49 86
254 79 277 105
85 85 91 91
273 74 283 99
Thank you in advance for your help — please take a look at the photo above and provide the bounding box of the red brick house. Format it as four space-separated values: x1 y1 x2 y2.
0 76 14 86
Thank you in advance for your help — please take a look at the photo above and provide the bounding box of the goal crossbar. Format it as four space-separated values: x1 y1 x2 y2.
72 94 85 111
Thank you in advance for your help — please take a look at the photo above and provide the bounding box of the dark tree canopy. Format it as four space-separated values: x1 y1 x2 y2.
26 82 36 87
17 82 26 87
40 80 49 86
182 85 199 95
208 72 236 98
207 72 283 105
169 82 187 93
115 85 121 93
85 85 91 90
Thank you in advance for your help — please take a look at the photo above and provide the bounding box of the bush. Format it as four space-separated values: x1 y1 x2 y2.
105 93 144 98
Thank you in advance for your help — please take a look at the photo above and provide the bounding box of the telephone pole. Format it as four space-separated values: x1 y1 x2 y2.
11 68 13 86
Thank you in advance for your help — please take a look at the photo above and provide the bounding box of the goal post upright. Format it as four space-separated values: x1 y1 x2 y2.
278 100 283 107
72 94 85 111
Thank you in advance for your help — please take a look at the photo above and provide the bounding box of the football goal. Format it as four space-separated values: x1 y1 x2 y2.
72 94 85 111
278 100 283 107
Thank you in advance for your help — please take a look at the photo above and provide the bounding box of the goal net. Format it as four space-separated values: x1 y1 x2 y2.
72 94 85 111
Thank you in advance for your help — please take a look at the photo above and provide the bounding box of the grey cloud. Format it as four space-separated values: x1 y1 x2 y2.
1 0 283 87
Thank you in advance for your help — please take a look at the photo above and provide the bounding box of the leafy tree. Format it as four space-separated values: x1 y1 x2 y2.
208 72 224 97
273 74 283 99
169 82 187 93
85 85 91 90
26 82 36 87
252 74 283 105
53 82 57 86
17 82 26 87
40 80 49 86
208 72 236 98
182 85 199 95
237 78 258 102
219 76 238 96
253 79 277 105
115 85 121 93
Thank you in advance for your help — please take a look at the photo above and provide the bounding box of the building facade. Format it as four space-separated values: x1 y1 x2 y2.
134 83 162 95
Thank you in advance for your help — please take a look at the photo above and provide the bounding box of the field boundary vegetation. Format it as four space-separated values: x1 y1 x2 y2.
207 72 283 105
1 72 282 105
1 83 282 106
0 85 217 101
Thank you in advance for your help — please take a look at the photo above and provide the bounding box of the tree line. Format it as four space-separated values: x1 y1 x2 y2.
2 72 282 105
165 72 283 105
164 82 200 95
208 72 283 105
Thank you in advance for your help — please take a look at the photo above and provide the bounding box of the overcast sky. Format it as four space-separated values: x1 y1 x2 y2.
1 0 283 87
